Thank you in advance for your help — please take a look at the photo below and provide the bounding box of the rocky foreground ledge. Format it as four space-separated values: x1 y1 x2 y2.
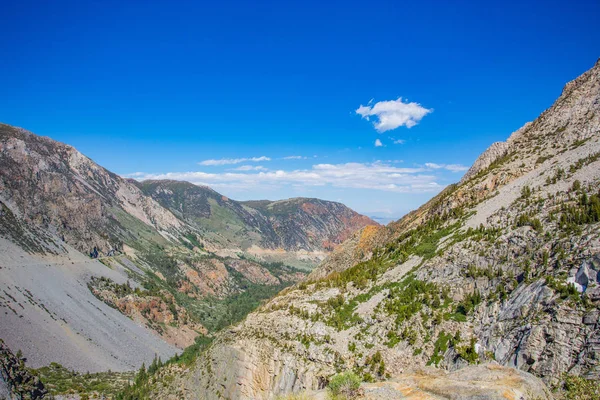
296 364 552 400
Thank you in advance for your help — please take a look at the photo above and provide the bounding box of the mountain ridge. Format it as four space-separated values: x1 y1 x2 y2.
146 58 600 399
136 178 378 267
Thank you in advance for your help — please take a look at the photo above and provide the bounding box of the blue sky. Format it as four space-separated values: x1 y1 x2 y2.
2 0 599 221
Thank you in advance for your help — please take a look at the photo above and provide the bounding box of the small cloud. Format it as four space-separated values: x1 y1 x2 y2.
199 156 271 166
425 162 443 169
356 97 432 132
374 139 383 147
282 155 307 160
392 139 406 144
444 164 469 172
425 162 468 172
231 165 268 171
125 172 146 177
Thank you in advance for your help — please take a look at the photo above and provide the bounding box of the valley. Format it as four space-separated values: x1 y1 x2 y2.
0 123 377 398
133 60 600 399
1 48 600 400
2 1 599 398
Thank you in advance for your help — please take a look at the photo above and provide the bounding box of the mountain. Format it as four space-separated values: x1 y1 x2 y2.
146 60 600 399
136 180 378 268
0 125 185 256
0 124 374 378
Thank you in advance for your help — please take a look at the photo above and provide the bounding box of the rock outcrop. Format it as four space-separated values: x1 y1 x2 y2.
360 364 552 399
0 339 47 399
298 364 552 400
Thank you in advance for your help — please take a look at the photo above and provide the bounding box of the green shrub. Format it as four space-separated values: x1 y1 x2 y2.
456 290 481 316
328 371 361 399
561 374 600 399
427 330 454 366
557 191 600 234
515 214 542 232
456 337 479 364
365 351 385 378
535 155 550 164
276 392 312 400
569 151 600 173
383 275 449 327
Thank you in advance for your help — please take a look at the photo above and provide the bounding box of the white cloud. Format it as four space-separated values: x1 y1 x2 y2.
282 155 307 160
444 164 469 172
126 161 444 194
356 98 432 132
425 162 468 172
425 162 443 169
230 165 268 171
199 156 271 166
374 139 383 147
392 138 405 144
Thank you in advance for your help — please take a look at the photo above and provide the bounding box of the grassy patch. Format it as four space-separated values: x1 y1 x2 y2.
30 363 134 398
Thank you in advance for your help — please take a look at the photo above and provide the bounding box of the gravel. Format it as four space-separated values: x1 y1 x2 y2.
0 238 178 372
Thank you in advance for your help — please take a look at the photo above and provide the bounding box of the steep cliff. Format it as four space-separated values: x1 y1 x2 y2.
153 59 600 399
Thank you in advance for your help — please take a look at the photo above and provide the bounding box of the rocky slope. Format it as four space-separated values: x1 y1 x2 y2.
151 59 600 399
0 236 178 373
88 276 208 349
0 124 183 257
137 180 378 268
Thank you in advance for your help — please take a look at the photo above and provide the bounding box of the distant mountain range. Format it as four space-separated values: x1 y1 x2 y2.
369 215 398 225
135 179 378 266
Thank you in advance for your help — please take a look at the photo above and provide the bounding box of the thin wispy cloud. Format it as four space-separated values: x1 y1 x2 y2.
230 165 268 171
356 98 432 132
199 156 271 166
125 161 468 194
126 172 147 177
391 138 405 144
425 162 469 172
282 155 307 160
